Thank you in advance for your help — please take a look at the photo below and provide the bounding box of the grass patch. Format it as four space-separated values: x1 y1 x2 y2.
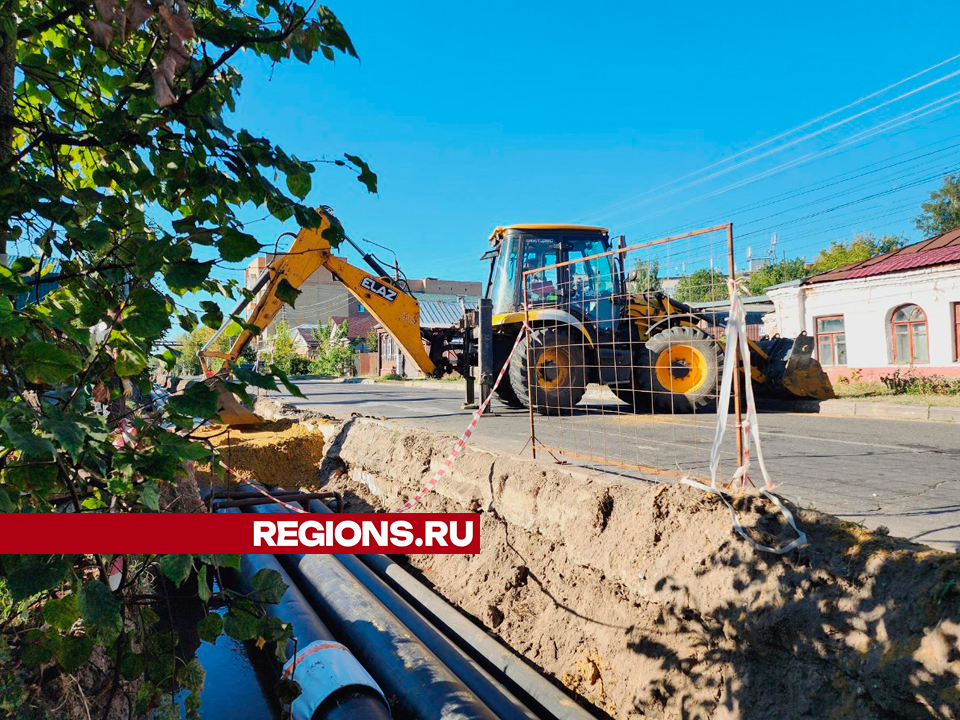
833 381 960 406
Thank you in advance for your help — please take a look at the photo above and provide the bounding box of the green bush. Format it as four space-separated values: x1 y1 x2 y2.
880 369 960 395
382 372 404 381
289 356 313 375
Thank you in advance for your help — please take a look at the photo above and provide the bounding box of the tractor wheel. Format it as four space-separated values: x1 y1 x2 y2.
611 346 654 413
492 334 525 408
509 327 586 415
493 376 525 408
641 326 722 413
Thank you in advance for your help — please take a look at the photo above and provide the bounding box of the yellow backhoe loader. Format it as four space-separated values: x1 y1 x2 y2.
198 207 458 424
480 224 835 415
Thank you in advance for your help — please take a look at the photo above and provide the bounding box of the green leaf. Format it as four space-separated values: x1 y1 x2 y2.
344 153 378 193
231 366 278 392
167 383 219 419
164 260 214 293
0 264 26 294
177 658 206 693
4 556 69 601
275 278 301 308
43 593 80 631
1 417 56 459
18 341 84 384
57 634 94 673
158 554 194 587
209 554 241 570
0 487 15 512
20 629 60 668
223 605 259 641
200 301 224 330
120 652 147 680
40 418 86 461
250 568 287 604
197 565 211 603
275 677 302 705
218 229 262 263
123 287 170 337
0 296 26 338
115 346 148 377
141 481 161 512
78 581 122 634
270 365 305 399
285 170 311 200
197 612 223 644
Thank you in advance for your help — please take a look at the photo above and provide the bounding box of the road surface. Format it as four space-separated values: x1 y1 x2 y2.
273 380 960 551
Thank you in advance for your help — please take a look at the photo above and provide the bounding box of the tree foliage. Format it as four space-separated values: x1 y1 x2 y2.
628 259 662 293
810 233 904 274
915 174 960 237
673 267 728 303
174 322 256 375
0 0 374 713
309 317 355 376
744 256 808 295
267 318 298 374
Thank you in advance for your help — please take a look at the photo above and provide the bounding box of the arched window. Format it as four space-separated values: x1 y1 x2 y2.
891 304 928 364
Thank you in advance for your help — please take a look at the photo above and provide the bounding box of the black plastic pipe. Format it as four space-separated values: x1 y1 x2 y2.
298 504 537 720
306 501 596 720
226 511 391 720
247 503 500 720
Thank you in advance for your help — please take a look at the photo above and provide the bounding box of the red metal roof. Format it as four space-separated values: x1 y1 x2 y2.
329 314 378 339
805 228 960 284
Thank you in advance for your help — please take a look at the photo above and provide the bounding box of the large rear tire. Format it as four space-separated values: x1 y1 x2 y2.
640 326 722 413
509 327 586 415
493 376 525 408
492 334 525 408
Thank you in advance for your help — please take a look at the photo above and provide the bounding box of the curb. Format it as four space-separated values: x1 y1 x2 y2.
296 377 467 391
757 398 959 423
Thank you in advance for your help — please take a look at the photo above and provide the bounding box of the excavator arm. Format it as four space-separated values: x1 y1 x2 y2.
199 208 438 423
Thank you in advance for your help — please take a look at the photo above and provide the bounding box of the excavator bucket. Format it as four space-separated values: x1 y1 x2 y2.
207 377 264 426
751 333 836 400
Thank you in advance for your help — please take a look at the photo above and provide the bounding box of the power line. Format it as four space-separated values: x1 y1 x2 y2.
612 90 960 233
577 51 960 222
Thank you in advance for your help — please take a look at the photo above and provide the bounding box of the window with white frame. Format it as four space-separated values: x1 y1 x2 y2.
891 304 928 364
815 315 846 366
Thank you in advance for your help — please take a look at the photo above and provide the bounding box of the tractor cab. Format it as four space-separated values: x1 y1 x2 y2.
483 225 619 332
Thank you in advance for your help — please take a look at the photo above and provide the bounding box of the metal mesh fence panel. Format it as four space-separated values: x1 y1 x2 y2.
519 224 742 482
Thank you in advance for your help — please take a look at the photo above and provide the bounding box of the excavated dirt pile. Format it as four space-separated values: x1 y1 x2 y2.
226 404 960 720
193 418 327 486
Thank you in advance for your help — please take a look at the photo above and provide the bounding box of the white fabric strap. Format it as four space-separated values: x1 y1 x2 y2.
689 278 807 555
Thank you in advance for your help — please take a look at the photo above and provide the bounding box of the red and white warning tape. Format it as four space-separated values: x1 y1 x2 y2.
209 324 529 516
394 323 528 513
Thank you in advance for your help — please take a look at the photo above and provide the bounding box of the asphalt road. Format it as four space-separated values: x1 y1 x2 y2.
273 380 960 552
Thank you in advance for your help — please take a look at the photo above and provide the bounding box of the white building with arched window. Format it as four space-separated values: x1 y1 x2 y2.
764 229 960 382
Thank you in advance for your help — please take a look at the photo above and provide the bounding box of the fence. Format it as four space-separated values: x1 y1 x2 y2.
520 224 744 483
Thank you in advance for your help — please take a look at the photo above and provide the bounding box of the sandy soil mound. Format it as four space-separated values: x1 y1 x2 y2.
313 416 960 720
193 419 326 486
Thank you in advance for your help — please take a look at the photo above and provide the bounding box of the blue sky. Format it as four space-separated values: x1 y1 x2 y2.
202 0 960 299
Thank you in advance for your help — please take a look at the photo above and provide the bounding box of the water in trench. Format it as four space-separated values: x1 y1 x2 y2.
168 579 282 719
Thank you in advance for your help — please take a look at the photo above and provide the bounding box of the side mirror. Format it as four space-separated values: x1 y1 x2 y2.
626 269 639 282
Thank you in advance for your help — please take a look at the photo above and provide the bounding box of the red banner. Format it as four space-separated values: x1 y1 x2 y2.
0 513 481 554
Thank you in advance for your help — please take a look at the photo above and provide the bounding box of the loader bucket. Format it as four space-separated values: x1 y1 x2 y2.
207 377 264 426
752 333 836 400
